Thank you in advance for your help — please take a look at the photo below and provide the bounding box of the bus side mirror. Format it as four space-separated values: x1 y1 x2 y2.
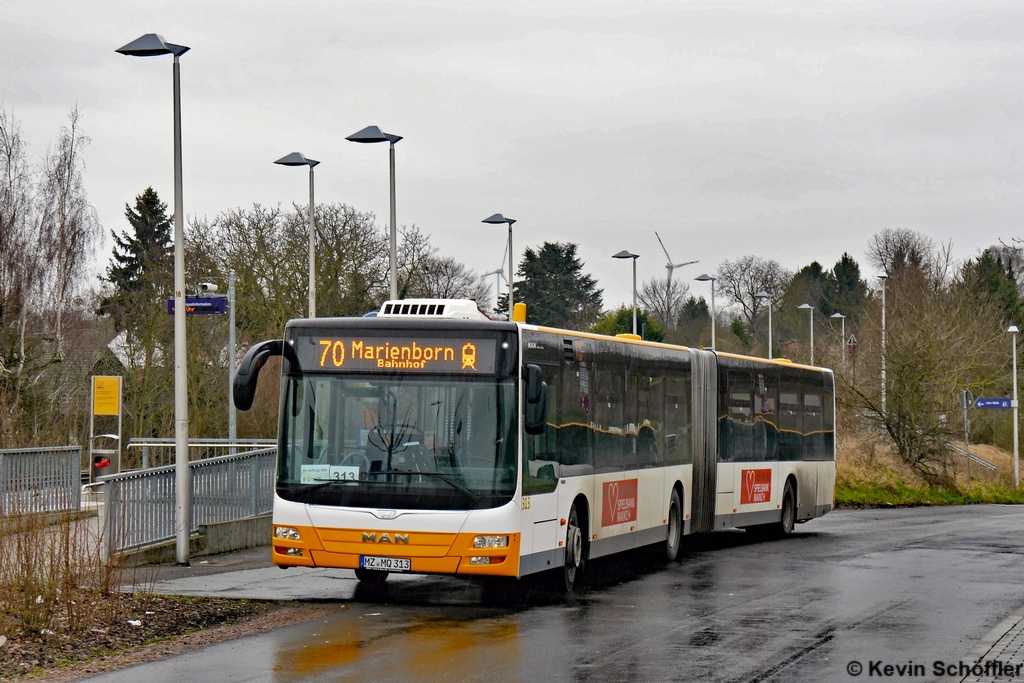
524 364 547 436
233 339 284 411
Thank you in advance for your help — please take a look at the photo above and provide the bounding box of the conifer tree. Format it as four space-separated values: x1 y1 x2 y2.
107 187 172 296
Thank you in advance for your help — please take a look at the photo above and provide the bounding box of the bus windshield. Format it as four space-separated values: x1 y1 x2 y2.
278 374 518 510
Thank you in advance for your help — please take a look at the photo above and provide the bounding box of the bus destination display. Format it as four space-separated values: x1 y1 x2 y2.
298 336 497 374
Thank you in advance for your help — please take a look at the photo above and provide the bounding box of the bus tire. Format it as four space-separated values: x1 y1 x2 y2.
354 568 389 583
563 502 585 592
665 487 683 562
774 480 796 538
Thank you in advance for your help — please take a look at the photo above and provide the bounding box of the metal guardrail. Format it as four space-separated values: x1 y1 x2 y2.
0 446 82 516
102 447 277 556
126 438 277 469
946 443 998 471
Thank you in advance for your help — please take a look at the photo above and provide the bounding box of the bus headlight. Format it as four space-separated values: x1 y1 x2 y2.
473 535 509 549
275 526 301 541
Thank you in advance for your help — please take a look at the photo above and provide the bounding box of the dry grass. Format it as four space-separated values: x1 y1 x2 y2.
836 429 1024 506
0 508 125 639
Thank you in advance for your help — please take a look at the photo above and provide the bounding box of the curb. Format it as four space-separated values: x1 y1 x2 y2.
937 611 1024 683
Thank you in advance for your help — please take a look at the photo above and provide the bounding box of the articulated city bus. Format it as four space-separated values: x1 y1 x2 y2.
233 299 835 590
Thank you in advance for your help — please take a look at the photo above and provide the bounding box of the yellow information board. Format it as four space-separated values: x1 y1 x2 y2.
92 376 121 416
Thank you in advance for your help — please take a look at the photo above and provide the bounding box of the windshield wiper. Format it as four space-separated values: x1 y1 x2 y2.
366 470 482 502
296 472 482 502
300 478 358 492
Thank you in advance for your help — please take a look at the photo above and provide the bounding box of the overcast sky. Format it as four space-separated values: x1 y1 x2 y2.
4 0 1024 309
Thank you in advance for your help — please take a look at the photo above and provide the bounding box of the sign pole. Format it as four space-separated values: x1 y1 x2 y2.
963 389 971 483
1013 327 1019 489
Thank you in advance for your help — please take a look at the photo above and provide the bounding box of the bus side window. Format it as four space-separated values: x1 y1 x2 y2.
803 376 824 461
726 369 755 462
559 357 592 470
756 369 779 461
636 365 663 469
778 379 802 462
523 364 558 494
592 359 625 473
665 372 691 465
822 372 836 461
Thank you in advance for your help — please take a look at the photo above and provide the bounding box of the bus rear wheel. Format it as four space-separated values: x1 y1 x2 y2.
665 488 683 562
773 481 796 538
563 503 585 592
354 568 389 583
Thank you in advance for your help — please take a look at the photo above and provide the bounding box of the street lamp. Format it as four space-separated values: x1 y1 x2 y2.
612 251 640 335
116 33 191 565
798 303 814 365
879 273 888 415
695 274 717 351
347 126 403 301
831 312 846 368
755 291 772 359
482 214 516 320
274 153 320 318
1010 324 1020 489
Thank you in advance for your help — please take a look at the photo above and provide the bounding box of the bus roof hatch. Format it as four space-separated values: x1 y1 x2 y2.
378 298 489 320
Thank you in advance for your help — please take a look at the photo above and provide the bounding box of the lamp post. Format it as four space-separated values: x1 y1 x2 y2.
274 153 320 317
116 33 191 565
755 291 772 359
798 303 814 365
482 214 516 319
879 273 888 415
695 274 717 351
613 251 640 335
831 312 846 368
347 126 403 301
228 270 236 451
1011 325 1020 489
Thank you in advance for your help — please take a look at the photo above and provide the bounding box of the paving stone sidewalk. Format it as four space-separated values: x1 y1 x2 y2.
940 613 1024 683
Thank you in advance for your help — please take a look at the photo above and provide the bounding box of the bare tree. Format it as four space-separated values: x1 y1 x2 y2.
844 267 1007 477
716 256 792 333
0 110 37 381
35 108 101 357
408 254 492 310
638 276 688 330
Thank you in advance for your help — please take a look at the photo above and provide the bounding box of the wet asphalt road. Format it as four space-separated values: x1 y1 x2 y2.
92 506 1024 682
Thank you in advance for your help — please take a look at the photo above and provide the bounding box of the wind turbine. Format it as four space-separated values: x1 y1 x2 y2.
482 240 509 312
655 232 698 287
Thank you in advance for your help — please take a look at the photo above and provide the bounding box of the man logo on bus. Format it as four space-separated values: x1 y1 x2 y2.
461 342 477 370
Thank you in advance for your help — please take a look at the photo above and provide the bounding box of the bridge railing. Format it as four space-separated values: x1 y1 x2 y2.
102 447 277 556
0 446 82 516
125 438 277 470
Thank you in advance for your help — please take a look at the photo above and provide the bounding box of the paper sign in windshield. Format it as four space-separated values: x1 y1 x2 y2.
741 469 772 504
602 479 638 526
300 464 360 484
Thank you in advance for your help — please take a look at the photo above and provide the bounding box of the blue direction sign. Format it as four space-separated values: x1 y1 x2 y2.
167 297 227 315
975 397 1013 410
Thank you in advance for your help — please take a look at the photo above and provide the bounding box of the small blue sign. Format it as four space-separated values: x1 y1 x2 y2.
167 297 227 315
975 397 1013 410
